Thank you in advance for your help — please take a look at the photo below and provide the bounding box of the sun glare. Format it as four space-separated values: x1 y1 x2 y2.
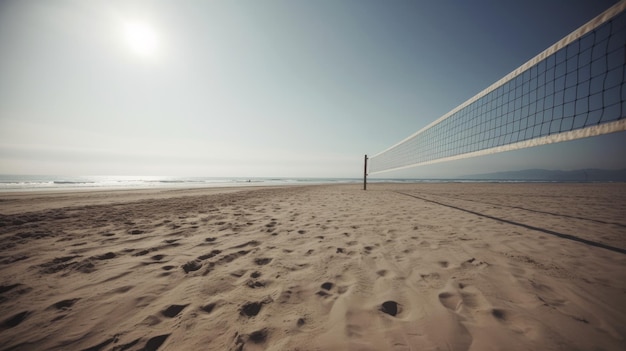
123 21 158 57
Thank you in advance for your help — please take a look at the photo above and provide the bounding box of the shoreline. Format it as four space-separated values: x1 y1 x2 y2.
2 174 622 194
1 183 625 350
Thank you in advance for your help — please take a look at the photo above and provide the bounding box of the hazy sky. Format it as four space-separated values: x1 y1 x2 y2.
0 0 624 178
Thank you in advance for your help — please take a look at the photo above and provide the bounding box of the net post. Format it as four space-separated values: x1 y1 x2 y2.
363 154 368 190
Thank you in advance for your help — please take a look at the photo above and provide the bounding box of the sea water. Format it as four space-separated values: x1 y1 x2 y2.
0 175 368 192
0 175 535 192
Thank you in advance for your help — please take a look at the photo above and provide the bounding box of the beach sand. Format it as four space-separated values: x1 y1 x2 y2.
0 183 625 350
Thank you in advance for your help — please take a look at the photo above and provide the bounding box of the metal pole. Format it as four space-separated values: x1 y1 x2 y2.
363 154 368 190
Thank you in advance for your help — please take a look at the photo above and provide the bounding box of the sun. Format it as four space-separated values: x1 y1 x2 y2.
123 21 158 57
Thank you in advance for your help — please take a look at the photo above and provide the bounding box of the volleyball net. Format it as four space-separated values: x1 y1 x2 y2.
368 1 626 175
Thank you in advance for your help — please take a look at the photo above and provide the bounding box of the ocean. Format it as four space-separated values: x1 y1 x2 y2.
0 175 370 192
0 175 559 192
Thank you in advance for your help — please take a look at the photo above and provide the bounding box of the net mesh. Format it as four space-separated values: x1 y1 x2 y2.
369 2 626 174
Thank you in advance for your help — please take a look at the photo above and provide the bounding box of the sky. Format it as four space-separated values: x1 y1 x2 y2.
0 0 624 178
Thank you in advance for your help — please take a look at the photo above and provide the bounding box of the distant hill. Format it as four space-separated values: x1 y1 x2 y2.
461 168 626 181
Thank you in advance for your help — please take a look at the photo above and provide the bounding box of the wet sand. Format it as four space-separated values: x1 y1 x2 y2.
0 183 625 350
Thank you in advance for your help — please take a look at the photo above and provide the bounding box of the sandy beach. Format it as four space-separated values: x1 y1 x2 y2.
0 183 625 351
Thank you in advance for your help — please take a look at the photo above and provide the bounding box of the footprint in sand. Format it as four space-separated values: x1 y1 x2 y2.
438 292 462 311
182 260 202 273
240 270 266 288
247 328 268 344
438 282 484 313
49 298 80 310
92 252 116 260
254 258 272 266
379 301 401 317
2 311 30 329
132 249 151 257
491 308 507 321
234 328 269 350
143 334 170 351
316 281 348 297
201 302 216 314
461 257 488 269
250 271 262 278
198 250 221 260
246 280 266 289
161 304 188 318
240 302 264 317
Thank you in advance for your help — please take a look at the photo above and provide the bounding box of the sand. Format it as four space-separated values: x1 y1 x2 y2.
0 183 625 351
